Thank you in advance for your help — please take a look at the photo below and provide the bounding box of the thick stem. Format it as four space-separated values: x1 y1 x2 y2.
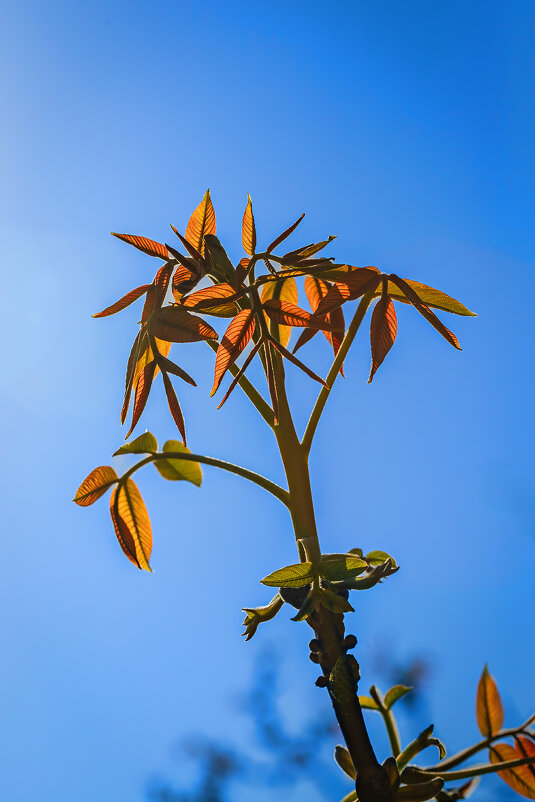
270 348 392 801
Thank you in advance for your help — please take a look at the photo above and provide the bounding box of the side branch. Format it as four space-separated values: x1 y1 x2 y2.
124 451 290 508
302 291 374 456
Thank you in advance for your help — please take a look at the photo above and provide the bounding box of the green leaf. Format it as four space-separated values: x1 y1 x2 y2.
334 745 356 780
359 695 380 711
380 278 476 317
261 562 314 588
384 684 413 709
153 441 202 486
242 594 284 641
396 778 445 801
320 555 368 582
366 550 397 567
397 725 447 771
318 587 354 614
291 587 318 621
113 431 158 456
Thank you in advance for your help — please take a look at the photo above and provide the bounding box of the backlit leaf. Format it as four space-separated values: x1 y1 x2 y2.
318 586 354 613
113 432 158 456
204 235 236 284
93 284 150 318
334 745 356 780
266 213 305 253
389 274 461 350
141 260 175 322
111 232 169 260
377 279 476 316
217 341 262 409
476 665 504 737
182 283 243 317
109 479 152 571
150 307 218 343
73 466 118 506
153 440 202 485
490 743 535 799
384 685 412 709
211 309 257 396
366 550 397 567
161 371 187 444
263 299 334 330
359 695 380 711
304 276 346 368
261 277 298 347
270 337 328 386
156 353 196 386
261 562 314 588
242 194 256 256
126 359 157 438
320 555 368 582
172 265 197 301
185 189 216 256
281 236 336 264
368 295 397 383
242 594 284 641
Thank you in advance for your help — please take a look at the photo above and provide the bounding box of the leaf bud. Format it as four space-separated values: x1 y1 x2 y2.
344 634 358 650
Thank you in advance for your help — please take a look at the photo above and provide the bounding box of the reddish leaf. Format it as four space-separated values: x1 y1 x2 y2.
293 282 353 353
162 371 186 444
170 225 204 262
263 299 334 330
490 743 535 799
73 466 118 506
261 277 298 347
211 309 257 396
476 665 504 737
156 353 196 386
304 276 345 371
110 479 152 571
111 232 168 259
235 258 251 285
270 337 328 386
217 341 262 409
141 260 175 322
121 330 170 425
172 265 196 301
266 213 305 253
185 189 216 256
125 359 157 438
389 274 461 350
368 296 397 383
281 236 336 264
93 284 150 318
182 283 245 317
150 307 218 343
242 194 256 256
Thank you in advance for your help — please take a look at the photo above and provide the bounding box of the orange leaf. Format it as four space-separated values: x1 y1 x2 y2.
242 194 256 256
73 466 118 506
211 309 257 396
235 257 251 285
162 371 186 444
266 213 305 253
172 265 197 301
377 278 476 317
389 274 461 350
125 359 157 438
270 337 328 386
490 743 535 799
263 299 334 330
217 341 262 409
185 189 216 256
110 479 152 571
304 276 346 368
150 307 218 343
476 665 504 737
111 233 168 260
93 284 150 318
182 283 244 317
368 296 397 383
261 277 298 347
141 261 175 322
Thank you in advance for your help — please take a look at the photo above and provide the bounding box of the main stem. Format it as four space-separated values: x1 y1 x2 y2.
271 348 393 802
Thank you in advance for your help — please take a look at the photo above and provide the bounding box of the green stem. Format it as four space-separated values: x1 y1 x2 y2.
425 718 535 772
123 452 290 508
370 687 401 758
403 754 535 783
302 291 374 456
205 340 274 427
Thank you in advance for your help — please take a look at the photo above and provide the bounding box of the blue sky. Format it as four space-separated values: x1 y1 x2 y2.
1 1 534 800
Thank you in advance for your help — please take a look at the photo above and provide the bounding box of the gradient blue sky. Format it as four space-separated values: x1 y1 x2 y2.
1 2 534 800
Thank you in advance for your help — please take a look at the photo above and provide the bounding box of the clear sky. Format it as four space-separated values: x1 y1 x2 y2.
1 1 534 800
